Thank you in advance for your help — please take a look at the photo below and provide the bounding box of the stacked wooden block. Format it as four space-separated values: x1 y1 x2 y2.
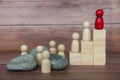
81 40 94 65
69 21 106 65
93 29 106 65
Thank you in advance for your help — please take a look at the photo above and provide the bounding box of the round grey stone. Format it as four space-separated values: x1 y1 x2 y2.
6 54 37 71
50 54 68 70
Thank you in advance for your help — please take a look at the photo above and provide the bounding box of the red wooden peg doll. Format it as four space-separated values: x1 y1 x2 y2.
95 9 104 29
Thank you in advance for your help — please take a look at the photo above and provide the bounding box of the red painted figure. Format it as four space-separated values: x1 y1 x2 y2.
95 9 104 29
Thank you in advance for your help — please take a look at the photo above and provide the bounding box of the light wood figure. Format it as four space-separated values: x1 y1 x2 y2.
71 33 80 53
20 45 28 55
93 29 106 65
49 48 57 54
58 44 65 58
49 40 57 54
41 50 51 73
82 21 91 41
36 46 44 66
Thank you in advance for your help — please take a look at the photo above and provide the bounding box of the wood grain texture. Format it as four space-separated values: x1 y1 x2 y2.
0 0 119 25
0 24 120 64
0 24 120 53
1 63 120 80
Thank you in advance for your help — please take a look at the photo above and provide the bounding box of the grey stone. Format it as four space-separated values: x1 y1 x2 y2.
50 54 68 70
6 54 37 71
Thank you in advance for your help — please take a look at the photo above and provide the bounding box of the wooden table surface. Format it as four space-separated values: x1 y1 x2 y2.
1 63 120 80
1 52 120 80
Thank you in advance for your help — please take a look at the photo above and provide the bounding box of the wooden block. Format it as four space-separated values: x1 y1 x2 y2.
93 29 106 41
81 40 94 65
94 41 106 47
94 48 106 65
94 41 106 65
81 52 94 65
69 52 82 65
81 40 93 52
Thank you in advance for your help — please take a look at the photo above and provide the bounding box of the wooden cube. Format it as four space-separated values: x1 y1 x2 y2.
81 40 94 65
81 52 94 65
69 52 82 65
93 29 106 41
94 41 106 65
93 29 106 65
94 41 106 47
81 40 93 52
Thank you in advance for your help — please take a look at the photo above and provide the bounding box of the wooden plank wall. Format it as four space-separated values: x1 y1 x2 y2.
0 0 120 63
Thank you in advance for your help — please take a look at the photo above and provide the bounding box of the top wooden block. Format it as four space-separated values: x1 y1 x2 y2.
93 29 106 41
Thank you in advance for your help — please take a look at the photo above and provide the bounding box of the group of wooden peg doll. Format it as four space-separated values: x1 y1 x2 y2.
20 40 66 73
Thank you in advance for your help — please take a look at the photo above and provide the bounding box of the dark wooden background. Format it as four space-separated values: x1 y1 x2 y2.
0 0 120 80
